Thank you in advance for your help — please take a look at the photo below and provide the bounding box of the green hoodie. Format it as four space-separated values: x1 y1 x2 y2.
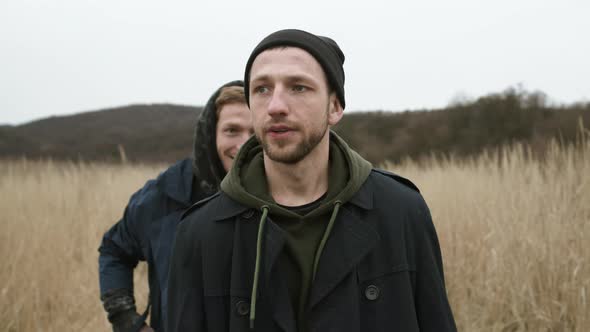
221 131 372 331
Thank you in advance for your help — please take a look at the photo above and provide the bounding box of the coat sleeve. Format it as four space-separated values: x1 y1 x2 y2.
412 197 457 331
98 187 150 296
166 217 205 332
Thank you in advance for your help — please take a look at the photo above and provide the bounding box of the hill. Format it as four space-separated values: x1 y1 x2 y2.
1 88 589 164
0 104 201 163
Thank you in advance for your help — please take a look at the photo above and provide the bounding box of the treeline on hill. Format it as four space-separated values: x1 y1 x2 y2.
1 88 589 165
335 88 590 164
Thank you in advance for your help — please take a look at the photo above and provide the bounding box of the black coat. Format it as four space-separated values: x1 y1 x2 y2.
167 169 457 332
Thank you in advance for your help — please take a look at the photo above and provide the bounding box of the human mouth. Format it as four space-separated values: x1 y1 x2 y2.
226 150 237 160
267 125 293 138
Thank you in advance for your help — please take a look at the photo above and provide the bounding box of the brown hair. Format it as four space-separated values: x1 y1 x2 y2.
215 86 247 116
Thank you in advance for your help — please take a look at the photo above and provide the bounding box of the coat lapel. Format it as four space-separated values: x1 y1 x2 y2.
308 205 380 309
232 213 295 332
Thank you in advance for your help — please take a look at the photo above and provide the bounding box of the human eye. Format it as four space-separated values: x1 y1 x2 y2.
292 85 307 93
253 85 269 94
223 127 237 135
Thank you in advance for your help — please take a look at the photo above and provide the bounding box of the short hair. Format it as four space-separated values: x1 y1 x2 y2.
215 86 247 116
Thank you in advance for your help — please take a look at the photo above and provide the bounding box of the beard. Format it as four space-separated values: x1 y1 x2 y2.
257 108 329 164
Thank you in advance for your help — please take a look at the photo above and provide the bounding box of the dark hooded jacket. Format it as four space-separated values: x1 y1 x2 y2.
167 132 456 332
98 80 243 332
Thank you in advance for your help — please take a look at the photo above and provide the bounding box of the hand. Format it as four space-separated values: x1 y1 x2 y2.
139 325 155 332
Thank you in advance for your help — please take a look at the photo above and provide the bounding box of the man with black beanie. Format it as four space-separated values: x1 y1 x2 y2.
167 29 456 332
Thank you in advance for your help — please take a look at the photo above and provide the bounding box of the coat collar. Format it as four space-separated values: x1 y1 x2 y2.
346 173 374 210
211 191 252 221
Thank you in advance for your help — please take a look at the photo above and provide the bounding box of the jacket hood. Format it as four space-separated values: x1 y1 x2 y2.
192 80 244 198
220 130 372 217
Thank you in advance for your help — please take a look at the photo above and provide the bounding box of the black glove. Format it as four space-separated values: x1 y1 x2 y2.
101 289 146 332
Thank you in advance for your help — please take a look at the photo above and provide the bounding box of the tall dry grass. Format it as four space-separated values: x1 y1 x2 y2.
0 135 588 331
388 135 590 331
0 160 161 331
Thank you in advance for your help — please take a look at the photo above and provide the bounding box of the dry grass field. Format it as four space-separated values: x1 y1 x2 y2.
0 136 588 331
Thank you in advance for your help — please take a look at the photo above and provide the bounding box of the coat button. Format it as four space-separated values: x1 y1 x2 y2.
365 285 380 301
242 209 255 219
236 300 250 316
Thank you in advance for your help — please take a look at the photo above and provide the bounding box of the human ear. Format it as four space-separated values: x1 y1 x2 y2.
327 94 343 126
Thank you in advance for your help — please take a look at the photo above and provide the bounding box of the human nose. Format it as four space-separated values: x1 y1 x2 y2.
267 88 288 117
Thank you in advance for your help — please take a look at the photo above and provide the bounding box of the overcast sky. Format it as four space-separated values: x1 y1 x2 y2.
1 0 589 125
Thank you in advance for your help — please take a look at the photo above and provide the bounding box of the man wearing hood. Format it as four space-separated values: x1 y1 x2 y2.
98 81 253 332
167 29 456 332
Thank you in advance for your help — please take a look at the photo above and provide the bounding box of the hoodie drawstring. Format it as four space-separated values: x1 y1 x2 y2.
312 200 341 281
249 201 342 328
250 205 269 329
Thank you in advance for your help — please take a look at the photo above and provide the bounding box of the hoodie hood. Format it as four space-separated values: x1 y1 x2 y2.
192 80 244 198
221 130 372 216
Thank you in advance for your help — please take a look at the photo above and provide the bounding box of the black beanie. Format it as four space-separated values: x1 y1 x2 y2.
244 29 346 109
